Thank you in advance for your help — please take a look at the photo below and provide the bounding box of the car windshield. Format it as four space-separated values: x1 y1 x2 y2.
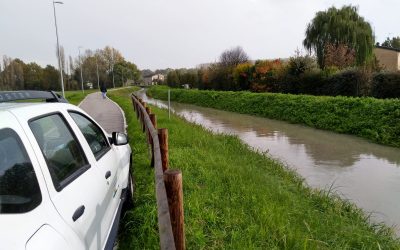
0 128 42 213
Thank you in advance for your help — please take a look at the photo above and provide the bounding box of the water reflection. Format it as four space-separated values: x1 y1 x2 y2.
139 90 400 234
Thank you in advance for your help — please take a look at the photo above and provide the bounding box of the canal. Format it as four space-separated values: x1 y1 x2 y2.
138 90 400 235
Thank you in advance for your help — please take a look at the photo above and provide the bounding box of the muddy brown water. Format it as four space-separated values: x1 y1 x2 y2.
138 90 400 235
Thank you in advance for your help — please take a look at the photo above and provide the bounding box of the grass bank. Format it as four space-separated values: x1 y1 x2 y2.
148 86 400 148
109 88 399 249
64 89 97 105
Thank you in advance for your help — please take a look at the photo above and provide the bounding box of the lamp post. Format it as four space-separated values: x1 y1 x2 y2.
52 1 65 97
78 46 84 93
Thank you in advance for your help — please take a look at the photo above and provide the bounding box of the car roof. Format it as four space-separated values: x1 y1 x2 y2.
0 102 80 119
0 102 45 111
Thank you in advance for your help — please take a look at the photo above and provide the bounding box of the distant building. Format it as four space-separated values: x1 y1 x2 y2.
151 74 165 83
141 74 165 86
86 82 93 89
374 46 400 71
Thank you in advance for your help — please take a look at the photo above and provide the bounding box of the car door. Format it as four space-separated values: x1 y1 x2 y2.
29 112 106 250
68 111 121 244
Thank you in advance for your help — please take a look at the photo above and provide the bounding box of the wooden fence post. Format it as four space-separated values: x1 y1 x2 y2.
150 114 157 128
164 170 185 250
135 102 139 119
158 128 169 172
142 103 147 132
139 107 144 127
149 113 157 167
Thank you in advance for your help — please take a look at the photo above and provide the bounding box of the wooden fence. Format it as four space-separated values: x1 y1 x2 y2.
131 94 185 250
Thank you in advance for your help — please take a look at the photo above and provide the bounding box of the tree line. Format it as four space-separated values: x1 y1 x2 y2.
164 5 400 98
0 46 141 91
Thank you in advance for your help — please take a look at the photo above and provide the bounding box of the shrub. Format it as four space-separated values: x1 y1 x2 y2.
287 52 318 77
297 70 327 95
323 69 371 96
233 62 253 90
250 59 286 92
371 72 400 98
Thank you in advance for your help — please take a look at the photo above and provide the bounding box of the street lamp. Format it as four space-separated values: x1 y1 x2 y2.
78 46 84 93
52 1 65 97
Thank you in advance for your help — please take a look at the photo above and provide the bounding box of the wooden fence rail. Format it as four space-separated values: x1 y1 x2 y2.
131 94 185 250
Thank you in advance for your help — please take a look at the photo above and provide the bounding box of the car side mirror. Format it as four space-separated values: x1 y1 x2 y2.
112 132 129 146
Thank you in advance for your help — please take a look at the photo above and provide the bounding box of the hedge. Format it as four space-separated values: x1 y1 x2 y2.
148 86 400 147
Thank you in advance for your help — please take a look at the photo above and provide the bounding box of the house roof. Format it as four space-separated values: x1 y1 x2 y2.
375 45 400 53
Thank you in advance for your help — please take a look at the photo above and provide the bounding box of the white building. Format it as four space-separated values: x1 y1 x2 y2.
151 74 165 83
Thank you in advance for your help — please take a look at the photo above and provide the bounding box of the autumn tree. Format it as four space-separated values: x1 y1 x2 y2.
304 5 374 68
323 43 355 69
233 62 253 90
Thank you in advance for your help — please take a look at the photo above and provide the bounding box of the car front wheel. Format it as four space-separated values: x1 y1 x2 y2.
125 172 134 209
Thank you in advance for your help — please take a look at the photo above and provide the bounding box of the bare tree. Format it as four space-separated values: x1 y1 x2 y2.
219 46 249 67
100 46 124 88
101 46 124 73
68 55 74 74
55 45 66 73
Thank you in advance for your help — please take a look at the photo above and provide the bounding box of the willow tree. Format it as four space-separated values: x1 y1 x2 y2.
303 5 374 68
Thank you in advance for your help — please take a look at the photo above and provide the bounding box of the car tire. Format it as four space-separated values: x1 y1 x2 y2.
125 172 134 209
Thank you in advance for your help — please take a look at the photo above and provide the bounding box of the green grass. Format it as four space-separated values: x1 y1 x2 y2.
109 88 400 249
148 86 400 148
64 89 97 105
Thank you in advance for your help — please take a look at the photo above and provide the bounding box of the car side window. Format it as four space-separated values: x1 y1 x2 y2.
29 114 89 191
69 112 110 160
0 128 42 213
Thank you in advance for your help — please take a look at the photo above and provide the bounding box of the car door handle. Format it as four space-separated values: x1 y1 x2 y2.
105 171 111 179
72 205 85 222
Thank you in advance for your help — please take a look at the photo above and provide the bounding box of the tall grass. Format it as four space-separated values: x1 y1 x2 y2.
148 86 400 148
109 88 400 249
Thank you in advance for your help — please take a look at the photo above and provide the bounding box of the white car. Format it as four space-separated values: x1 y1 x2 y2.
0 91 133 250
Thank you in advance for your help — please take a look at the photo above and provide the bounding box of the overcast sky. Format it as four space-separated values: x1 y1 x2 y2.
0 0 398 70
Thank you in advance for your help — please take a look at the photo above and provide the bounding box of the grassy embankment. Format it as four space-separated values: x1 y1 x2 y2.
108 87 400 249
148 86 400 148
64 89 97 105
